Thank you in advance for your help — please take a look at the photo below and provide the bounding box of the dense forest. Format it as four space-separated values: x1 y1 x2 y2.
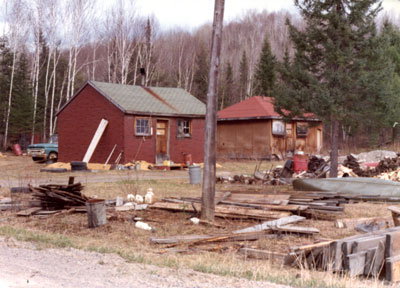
1 0 400 151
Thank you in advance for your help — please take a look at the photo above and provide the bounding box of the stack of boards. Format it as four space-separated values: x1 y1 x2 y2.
290 226 400 281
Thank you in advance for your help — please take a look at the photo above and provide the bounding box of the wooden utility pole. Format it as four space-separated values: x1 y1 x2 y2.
201 0 225 221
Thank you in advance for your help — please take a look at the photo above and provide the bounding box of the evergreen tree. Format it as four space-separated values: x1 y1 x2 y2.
192 43 209 103
238 50 249 101
273 0 387 177
375 21 400 142
0 37 13 134
10 52 32 136
218 61 234 109
253 34 276 96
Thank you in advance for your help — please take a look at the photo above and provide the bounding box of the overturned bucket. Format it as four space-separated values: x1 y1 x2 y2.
86 199 107 228
189 165 201 184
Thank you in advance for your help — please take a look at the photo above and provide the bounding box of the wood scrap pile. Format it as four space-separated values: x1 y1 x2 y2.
343 155 400 178
29 180 89 210
288 226 400 282
307 156 326 173
150 215 317 255
343 155 365 176
151 189 347 221
216 171 287 185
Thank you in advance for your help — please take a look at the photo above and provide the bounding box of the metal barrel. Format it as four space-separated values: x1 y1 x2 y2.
189 165 201 184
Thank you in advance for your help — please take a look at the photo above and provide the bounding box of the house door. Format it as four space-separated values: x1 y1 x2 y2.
317 129 322 153
285 123 294 153
156 120 169 164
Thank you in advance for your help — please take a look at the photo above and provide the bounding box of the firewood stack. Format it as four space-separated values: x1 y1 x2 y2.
343 155 364 176
29 182 89 210
307 156 326 173
376 156 400 174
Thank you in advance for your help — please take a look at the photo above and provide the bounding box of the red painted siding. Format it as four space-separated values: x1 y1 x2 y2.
58 84 205 164
123 116 205 163
58 84 125 163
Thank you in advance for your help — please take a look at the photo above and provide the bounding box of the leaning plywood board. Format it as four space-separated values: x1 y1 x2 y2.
347 251 368 277
386 254 400 282
82 119 108 163
386 229 400 258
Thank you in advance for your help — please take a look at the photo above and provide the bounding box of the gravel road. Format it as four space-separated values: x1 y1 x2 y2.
0 237 291 288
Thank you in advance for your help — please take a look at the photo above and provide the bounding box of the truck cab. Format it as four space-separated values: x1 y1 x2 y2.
27 134 58 162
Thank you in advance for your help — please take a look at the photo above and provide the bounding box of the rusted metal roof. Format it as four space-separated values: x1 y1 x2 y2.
218 96 319 121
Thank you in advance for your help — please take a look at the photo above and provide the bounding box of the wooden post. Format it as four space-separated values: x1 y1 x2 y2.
201 0 225 221
330 119 339 178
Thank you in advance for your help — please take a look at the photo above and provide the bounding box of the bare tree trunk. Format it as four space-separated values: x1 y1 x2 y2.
330 119 339 178
3 48 17 150
201 0 224 221
43 50 52 142
49 49 58 136
31 40 40 144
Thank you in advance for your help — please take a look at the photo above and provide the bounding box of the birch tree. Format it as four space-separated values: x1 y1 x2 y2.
3 0 27 150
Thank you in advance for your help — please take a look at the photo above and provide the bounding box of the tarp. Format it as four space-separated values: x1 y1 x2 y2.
293 177 400 197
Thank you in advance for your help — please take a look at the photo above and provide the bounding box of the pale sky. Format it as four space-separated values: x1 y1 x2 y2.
134 0 400 29
1 0 400 33
134 0 297 29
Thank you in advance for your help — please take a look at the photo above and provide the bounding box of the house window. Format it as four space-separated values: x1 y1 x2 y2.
272 120 285 136
296 122 309 137
135 117 151 136
177 119 191 138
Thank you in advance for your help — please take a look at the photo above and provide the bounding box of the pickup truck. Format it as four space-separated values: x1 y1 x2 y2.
27 134 58 162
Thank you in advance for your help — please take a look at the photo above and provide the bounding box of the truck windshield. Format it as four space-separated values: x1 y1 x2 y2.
49 134 58 144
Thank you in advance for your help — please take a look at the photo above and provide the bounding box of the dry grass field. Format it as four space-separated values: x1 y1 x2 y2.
0 154 397 288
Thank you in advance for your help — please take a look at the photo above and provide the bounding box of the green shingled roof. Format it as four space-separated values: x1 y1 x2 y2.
90 81 206 116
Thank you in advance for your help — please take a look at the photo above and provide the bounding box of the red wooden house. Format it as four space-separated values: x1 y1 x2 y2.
217 96 323 159
57 81 206 164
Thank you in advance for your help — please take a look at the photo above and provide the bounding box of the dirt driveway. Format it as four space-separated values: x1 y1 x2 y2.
0 237 290 288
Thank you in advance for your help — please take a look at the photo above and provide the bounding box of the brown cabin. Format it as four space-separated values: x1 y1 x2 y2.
57 81 206 164
217 96 323 159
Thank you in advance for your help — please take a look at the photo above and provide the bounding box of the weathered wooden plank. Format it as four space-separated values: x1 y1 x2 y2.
335 217 392 229
234 215 305 233
16 207 42 217
215 191 231 205
386 230 400 258
347 251 367 277
220 201 308 212
273 225 320 235
386 254 400 282
239 248 287 264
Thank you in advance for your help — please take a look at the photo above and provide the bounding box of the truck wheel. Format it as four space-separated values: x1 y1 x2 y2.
47 152 58 163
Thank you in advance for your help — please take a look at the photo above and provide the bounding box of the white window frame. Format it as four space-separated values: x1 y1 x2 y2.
272 120 285 136
135 117 151 136
177 119 191 138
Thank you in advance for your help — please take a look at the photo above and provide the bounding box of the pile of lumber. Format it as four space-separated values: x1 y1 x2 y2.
288 226 400 282
150 215 317 247
29 181 89 210
152 189 348 220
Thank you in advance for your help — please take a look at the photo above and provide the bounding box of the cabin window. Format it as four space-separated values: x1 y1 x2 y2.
296 122 309 137
177 119 191 138
135 117 151 136
272 120 285 136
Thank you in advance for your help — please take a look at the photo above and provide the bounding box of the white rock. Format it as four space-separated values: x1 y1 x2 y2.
190 217 200 225
135 221 152 231
127 194 135 202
